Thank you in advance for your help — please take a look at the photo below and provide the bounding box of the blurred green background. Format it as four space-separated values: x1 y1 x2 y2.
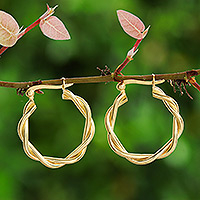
0 0 200 199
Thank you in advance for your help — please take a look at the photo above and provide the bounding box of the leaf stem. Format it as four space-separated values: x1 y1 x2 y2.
133 39 142 50
114 39 142 74
188 77 200 92
0 46 8 55
0 5 57 56
17 19 41 40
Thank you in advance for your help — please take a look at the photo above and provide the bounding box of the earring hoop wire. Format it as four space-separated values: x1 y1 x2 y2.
105 76 184 165
17 81 95 168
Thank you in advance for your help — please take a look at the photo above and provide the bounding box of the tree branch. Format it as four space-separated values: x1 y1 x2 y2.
0 69 199 90
116 69 200 81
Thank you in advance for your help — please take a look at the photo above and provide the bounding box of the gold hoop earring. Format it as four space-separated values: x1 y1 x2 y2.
105 76 184 165
17 81 95 168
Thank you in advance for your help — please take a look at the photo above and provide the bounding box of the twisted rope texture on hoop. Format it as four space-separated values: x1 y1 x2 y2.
105 80 184 165
17 84 95 168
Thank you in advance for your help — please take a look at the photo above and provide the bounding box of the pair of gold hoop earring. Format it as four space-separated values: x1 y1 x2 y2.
17 76 184 168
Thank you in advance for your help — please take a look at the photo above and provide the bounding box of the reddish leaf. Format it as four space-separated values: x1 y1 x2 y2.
0 10 20 47
39 16 70 40
117 10 145 40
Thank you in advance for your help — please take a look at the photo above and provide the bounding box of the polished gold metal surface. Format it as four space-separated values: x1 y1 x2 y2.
17 81 95 168
105 76 184 165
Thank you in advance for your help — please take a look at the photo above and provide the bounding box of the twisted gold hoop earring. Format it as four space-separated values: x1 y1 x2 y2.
17 81 95 168
105 76 184 165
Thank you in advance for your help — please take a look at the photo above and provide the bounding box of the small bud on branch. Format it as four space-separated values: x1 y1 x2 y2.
188 77 200 92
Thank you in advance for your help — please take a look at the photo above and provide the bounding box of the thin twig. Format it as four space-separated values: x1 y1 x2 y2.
0 69 199 90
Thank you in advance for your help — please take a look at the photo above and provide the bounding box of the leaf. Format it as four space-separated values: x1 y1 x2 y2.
117 10 145 40
39 16 70 40
0 10 20 47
